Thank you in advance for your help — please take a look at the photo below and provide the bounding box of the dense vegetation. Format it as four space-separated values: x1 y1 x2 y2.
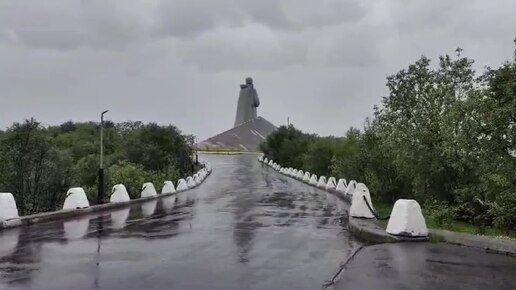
260 45 516 233
0 120 194 215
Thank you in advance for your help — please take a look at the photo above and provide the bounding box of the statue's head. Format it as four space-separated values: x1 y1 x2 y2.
245 77 253 85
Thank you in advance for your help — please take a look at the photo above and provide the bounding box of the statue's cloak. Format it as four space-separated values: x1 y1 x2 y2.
234 84 260 127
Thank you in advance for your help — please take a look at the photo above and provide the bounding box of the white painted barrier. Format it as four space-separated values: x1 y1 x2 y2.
63 187 90 210
0 192 19 221
268 160 274 166
186 176 196 188
303 172 311 183
194 173 202 186
258 156 263 162
386 199 428 237
198 170 205 181
264 158 269 164
317 176 327 188
161 181 176 194
309 174 318 186
349 183 374 218
297 170 304 180
345 180 357 196
326 177 337 190
177 179 188 192
336 179 347 193
292 169 298 177
141 182 157 198
110 184 131 203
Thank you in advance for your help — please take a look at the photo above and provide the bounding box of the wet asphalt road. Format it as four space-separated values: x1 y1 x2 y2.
1 154 516 290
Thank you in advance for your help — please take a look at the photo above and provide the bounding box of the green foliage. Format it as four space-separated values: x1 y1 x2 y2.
492 191 516 232
108 162 179 199
424 200 458 227
259 42 516 234
259 125 316 169
0 120 194 214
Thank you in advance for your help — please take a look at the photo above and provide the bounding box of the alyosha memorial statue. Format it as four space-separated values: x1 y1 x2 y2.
234 77 260 127
197 77 276 151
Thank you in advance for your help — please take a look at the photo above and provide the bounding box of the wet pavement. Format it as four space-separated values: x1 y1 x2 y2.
335 243 516 290
0 155 355 290
1 154 515 290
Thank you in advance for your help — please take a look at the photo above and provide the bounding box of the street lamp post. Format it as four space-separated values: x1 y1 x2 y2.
98 110 109 205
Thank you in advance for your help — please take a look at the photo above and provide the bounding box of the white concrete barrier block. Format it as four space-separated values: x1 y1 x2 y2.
317 176 327 188
141 182 157 198
0 192 19 221
63 187 90 210
297 170 304 180
345 180 357 196
349 183 374 218
292 169 298 177
110 184 131 203
303 172 311 182
336 179 347 193
326 177 337 190
264 158 269 164
197 171 205 181
258 156 263 162
186 176 196 188
194 174 202 186
161 181 176 194
176 179 188 192
268 160 274 166
386 199 428 237
309 174 318 186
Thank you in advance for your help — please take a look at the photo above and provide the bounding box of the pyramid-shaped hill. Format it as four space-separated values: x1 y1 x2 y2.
197 117 277 151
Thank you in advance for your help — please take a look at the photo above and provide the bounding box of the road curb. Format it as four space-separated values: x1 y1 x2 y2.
429 229 516 256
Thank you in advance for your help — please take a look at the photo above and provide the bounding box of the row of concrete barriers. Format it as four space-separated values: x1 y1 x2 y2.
0 163 212 228
258 156 429 239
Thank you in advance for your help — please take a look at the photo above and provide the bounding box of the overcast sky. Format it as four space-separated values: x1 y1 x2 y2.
1 0 515 140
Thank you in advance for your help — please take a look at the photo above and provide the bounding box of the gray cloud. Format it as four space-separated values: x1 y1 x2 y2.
0 0 515 140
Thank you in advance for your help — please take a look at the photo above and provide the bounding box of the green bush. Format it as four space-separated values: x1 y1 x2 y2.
258 44 516 234
493 191 516 232
424 200 458 228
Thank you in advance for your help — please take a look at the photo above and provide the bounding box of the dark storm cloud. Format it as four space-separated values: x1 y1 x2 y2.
0 0 515 140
